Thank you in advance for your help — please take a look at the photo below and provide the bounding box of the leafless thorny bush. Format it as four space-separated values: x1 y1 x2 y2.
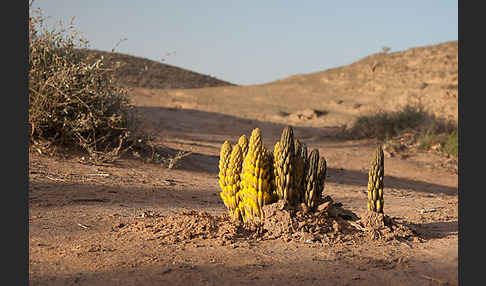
28 8 166 164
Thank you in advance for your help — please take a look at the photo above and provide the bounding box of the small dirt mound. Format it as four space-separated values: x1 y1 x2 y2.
357 211 418 242
260 196 361 243
116 197 419 247
119 210 253 245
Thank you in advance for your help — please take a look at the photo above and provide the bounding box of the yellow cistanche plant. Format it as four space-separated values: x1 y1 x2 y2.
274 126 297 205
222 145 245 221
239 128 273 224
367 145 384 213
303 149 320 209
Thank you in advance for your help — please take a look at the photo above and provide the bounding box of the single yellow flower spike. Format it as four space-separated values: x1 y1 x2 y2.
367 145 384 213
276 126 298 206
316 155 327 201
218 141 232 186
303 149 320 209
239 127 273 224
222 145 244 221
238 134 249 158
273 141 283 199
218 141 232 208
293 139 307 203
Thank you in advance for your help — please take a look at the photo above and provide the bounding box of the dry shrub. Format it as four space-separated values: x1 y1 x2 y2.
346 105 429 140
345 105 458 157
29 8 146 162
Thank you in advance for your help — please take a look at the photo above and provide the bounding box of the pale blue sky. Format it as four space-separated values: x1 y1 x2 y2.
33 1 458 85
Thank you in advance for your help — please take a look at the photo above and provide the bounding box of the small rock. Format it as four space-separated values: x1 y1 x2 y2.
383 150 394 158
317 201 333 212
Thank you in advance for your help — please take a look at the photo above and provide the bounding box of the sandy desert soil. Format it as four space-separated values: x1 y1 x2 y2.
29 41 458 286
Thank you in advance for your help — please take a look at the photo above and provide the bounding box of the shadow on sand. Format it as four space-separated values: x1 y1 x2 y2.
133 106 457 197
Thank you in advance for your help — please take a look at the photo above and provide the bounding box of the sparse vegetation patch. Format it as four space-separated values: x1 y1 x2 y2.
345 105 458 157
346 105 428 140
28 8 163 163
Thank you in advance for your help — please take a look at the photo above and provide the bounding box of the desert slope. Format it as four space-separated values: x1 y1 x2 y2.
131 41 457 129
76 49 236 90
274 41 458 121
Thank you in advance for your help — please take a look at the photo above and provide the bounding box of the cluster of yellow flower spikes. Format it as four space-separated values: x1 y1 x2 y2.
219 129 276 225
219 126 386 225
219 126 327 225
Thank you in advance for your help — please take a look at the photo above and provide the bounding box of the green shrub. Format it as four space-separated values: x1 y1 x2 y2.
415 115 457 157
417 132 446 150
346 105 427 140
346 105 458 157
442 129 458 157
29 8 142 161
416 128 458 157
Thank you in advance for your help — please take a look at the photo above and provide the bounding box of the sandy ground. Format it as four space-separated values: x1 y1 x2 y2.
29 41 458 286
29 90 458 285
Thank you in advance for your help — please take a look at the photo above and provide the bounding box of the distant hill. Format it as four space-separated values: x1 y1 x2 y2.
76 49 236 90
138 40 458 129
268 40 458 122
275 40 457 91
